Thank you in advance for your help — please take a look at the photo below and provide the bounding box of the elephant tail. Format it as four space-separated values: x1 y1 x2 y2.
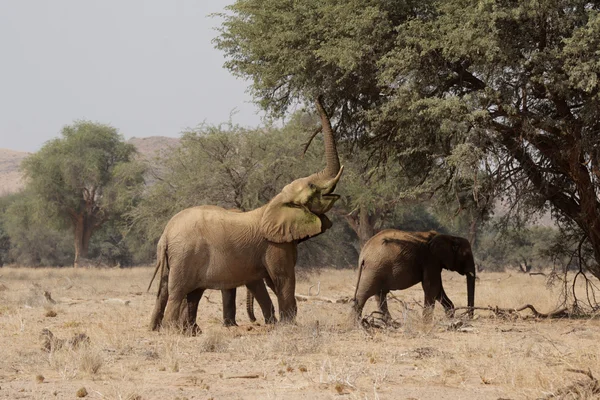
147 237 168 295
246 288 256 322
352 259 365 304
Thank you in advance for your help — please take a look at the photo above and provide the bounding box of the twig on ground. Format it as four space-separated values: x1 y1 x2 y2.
225 374 260 379
539 368 600 399
295 294 350 303
454 304 570 319
308 281 321 296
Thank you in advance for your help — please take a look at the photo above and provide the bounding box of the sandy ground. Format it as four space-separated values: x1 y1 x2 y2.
0 266 599 400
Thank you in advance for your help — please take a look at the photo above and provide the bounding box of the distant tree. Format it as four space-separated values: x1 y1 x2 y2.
21 121 145 267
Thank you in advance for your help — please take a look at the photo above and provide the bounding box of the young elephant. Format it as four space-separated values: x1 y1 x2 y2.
352 230 476 323
148 98 343 334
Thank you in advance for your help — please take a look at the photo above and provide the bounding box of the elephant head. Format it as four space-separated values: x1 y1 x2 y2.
429 235 476 317
260 96 344 243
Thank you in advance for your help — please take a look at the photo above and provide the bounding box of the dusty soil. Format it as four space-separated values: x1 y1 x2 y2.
0 267 598 400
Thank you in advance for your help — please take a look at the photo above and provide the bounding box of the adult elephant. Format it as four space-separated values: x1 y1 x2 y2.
148 98 343 333
352 230 476 323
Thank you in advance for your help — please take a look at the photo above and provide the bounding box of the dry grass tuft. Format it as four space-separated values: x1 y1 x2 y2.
76 387 88 397
44 309 57 318
78 347 104 375
198 330 230 352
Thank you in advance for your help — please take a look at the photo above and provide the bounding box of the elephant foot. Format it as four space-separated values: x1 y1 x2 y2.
223 319 238 327
185 323 202 336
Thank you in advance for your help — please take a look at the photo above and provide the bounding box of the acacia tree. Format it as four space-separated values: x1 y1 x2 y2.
22 121 144 267
376 0 600 278
217 0 600 280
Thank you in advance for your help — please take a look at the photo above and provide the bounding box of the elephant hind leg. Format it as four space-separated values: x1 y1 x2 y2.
163 290 188 332
222 288 238 327
149 272 169 331
375 290 393 323
352 270 381 323
182 288 204 335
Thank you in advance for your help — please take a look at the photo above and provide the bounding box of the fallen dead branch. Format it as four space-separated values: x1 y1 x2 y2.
225 374 260 379
294 294 351 303
539 368 600 399
455 304 570 319
529 272 547 277
360 311 401 329
43 291 56 304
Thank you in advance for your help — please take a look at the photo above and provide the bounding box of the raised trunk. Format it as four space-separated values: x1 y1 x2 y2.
73 214 94 268
314 96 341 179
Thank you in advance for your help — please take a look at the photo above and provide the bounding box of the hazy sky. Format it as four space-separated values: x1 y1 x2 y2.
0 1 262 152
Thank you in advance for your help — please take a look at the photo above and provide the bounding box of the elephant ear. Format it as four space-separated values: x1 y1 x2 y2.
429 235 458 271
260 199 325 243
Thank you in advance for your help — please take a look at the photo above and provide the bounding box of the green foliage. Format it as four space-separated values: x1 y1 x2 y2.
218 0 600 278
20 121 145 264
0 192 73 266
476 224 560 272
22 121 140 225
215 0 414 138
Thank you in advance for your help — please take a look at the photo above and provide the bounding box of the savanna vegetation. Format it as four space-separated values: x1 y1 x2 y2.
0 0 598 304
1 2 600 399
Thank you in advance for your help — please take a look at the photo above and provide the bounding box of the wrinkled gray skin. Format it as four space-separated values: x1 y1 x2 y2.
352 230 476 323
148 99 343 334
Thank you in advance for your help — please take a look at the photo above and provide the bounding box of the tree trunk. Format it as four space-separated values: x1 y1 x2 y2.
468 217 479 248
73 214 94 268
345 204 376 249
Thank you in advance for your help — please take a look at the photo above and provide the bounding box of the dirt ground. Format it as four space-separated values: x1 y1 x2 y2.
0 266 599 400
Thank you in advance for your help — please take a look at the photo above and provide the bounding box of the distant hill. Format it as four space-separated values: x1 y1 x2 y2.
0 148 29 195
0 136 181 195
127 136 180 160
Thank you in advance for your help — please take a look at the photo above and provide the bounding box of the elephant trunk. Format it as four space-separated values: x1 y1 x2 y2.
467 272 476 318
313 95 341 183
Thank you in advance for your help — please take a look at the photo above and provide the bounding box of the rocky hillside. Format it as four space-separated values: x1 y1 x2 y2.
0 137 181 195
127 136 180 160
0 148 29 195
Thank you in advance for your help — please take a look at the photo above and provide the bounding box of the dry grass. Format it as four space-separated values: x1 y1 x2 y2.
0 266 599 399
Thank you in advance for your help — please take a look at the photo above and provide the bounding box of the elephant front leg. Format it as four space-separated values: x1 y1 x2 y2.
272 275 297 322
221 288 238 327
264 243 298 323
246 279 276 324
437 285 455 318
